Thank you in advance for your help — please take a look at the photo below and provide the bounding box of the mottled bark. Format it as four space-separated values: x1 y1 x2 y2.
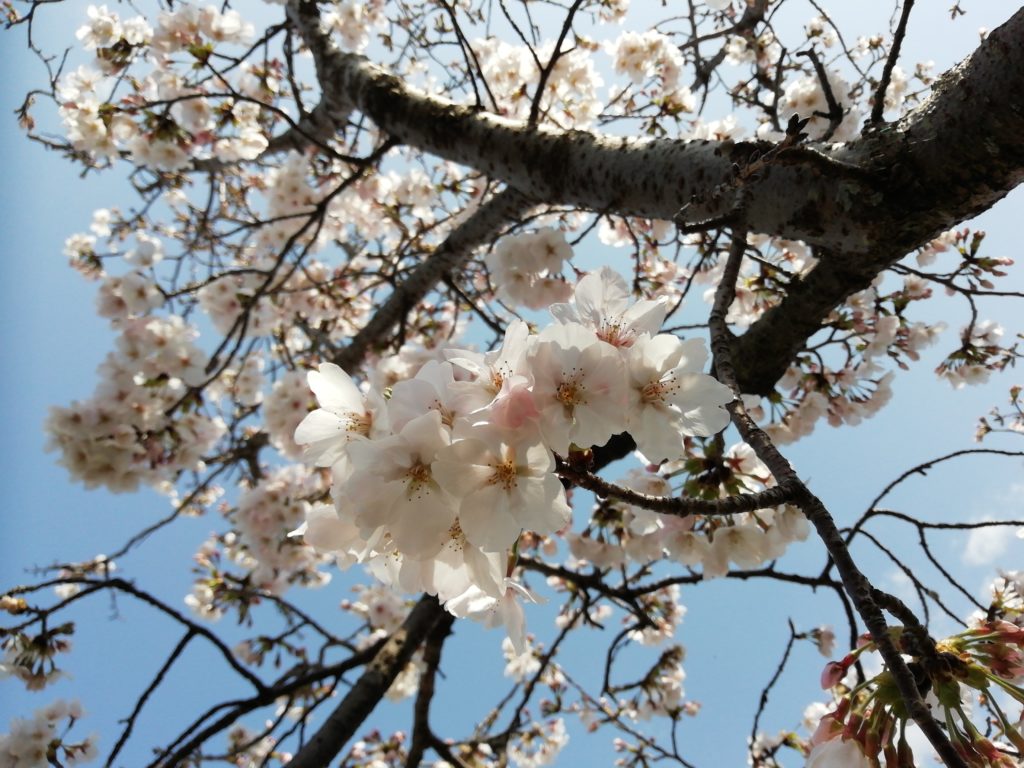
287 0 1024 393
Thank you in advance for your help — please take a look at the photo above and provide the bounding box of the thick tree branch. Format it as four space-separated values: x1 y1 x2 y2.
287 0 1023 393
286 595 447 768
724 8 1024 393
330 187 533 370
287 2 1023 254
404 612 455 768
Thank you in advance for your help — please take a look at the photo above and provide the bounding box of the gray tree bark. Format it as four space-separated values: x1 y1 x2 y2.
286 1 1024 393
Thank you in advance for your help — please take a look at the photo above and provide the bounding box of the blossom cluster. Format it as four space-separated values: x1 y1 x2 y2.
507 718 570 768
45 316 224 492
0 624 73 692
976 385 1024 442
0 700 96 768
60 5 269 168
470 38 604 127
224 724 292 768
938 319 1019 389
294 265 733 647
607 30 695 114
320 0 386 53
803 573 1024 767
485 227 573 310
183 467 332 621
223 466 331 594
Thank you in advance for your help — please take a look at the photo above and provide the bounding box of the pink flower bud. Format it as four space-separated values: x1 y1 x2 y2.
821 661 847 689
820 654 854 689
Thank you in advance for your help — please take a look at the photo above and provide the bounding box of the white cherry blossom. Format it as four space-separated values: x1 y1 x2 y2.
294 502 374 569
527 322 628 454
550 266 666 349
445 578 543 655
703 523 770 578
434 434 570 551
446 319 539 434
625 334 734 460
294 363 388 469
387 360 465 434
805 738 873 768
343 411 456 559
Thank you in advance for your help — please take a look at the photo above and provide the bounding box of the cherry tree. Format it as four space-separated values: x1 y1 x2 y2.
3 1 1024 766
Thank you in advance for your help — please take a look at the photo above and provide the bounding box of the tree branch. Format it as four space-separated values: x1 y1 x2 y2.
330 187 534 371
287 0 1024 394
733 8 1024 393
287 1 1023 257
556 460 798 517
286 595 447 768
708 234 967 768
404 612 455 768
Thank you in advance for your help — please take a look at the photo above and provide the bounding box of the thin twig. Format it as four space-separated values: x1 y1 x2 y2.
871 0 915 123
528 0 585 126
107 629 196 767
796 48 843 140
557 462 798 517
749 620 798 763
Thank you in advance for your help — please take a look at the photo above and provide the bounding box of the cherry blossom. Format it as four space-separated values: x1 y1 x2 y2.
445 578 544 655
433 433 570 551
805 738 873 768
0 700 96 768
527 322 629 454
550 266 666 349
343 411 457 559
625 334 733 461
486 229 573 310
294 362 389 469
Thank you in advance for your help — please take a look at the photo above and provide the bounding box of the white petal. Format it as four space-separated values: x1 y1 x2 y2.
460 484 522 552
294 409 351 467
301 504 360 554
498 590 527 656
308 363 363 411
667 373 734 435
391 489 456 559
633 334 684 375
622 299 668 337
514 474 571 535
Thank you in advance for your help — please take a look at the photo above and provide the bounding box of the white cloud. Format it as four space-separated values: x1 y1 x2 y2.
962 520 1011 566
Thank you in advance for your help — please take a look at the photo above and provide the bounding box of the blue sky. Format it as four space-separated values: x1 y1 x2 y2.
2 2 1023 766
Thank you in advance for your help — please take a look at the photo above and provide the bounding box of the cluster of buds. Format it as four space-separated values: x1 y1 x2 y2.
0 624 74 691
810 618 1024 767
976 385 1024 442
